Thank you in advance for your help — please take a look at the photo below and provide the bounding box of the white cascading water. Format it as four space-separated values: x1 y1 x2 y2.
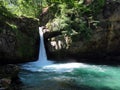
39 27 47 62
38 27 52 65
21 27 53 71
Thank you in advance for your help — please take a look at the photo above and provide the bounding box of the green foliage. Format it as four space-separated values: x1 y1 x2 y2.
0 1 17 33
45 0 105 40
1 0 42 17
0 0 105 40
0 1 15 20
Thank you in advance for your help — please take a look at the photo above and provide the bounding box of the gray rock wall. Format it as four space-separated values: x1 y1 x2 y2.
0 17 39 64
46 1 120 64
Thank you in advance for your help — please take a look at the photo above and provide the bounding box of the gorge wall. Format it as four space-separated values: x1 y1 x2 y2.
0 16 39 64
44 0 120 64
0 0 120 65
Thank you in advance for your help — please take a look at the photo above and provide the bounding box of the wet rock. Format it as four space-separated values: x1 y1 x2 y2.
0 16 39 64
0 64 20 89
46 0 120 64
103 1 120 19
0 78 11 89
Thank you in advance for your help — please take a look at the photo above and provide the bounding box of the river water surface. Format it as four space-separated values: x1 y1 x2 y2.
19 62 120 90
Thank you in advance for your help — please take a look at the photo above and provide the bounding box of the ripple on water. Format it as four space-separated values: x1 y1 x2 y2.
19 62 120 90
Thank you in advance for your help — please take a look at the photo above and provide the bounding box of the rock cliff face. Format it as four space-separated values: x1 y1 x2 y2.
0 0 120 64
0 17 39 64
45 1 120 64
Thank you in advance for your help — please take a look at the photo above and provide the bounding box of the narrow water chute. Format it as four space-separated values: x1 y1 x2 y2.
39 27 47 62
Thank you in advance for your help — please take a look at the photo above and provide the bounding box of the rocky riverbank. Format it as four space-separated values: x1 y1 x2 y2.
0 64 20 90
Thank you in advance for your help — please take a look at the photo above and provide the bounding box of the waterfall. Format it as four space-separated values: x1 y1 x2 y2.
21 27 53 71
38 27 53 65
39 27 47 62
33 27 53 66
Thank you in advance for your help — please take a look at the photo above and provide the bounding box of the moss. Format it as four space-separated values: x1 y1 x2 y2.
15 29 35 58
6 22 17 30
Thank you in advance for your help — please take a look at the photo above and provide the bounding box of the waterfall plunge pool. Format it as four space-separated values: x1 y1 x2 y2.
19 62 120 90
